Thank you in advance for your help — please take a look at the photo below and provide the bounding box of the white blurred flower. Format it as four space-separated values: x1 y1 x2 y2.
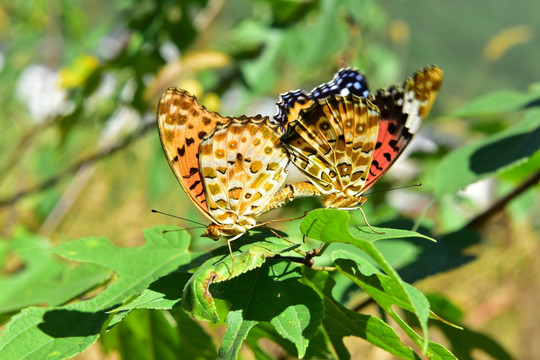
16 64 72 124
97 28 130 60
120 78 136 103
100 106 140 147
86 72 118 110
159 41 181 63
459 178 495 210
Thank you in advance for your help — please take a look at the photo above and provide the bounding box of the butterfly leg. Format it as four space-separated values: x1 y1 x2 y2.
358 206 385 234
266 227 295 245
336 206 385 234
226 232 245 274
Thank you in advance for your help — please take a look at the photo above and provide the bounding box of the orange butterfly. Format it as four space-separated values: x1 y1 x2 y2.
157 89 290 242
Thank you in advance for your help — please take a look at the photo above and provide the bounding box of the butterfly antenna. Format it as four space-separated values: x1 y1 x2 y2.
364 182 422 196
151 209 207 227
161 226 206 234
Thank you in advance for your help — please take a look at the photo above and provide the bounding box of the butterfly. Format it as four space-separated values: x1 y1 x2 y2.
157 88 290 241
278 65 443 208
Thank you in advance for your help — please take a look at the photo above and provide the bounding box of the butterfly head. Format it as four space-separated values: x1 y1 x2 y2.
203 224 222 240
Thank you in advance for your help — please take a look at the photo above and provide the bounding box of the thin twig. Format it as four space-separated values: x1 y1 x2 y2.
270 248 320 267
0 120 155 207
466 168 540 229
0 117 57 187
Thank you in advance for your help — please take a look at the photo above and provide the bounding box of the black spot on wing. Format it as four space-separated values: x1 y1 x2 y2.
177 146 185 157
183 167 198 178
389 140 400 152
189 180 201 190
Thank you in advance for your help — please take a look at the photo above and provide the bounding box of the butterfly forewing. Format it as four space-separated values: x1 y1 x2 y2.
282 95 380 197
364 65 443 192
199 116 289 226
157 88 229 223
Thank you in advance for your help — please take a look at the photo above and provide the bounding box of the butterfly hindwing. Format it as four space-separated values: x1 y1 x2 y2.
199 116 289 226
364 65 443 192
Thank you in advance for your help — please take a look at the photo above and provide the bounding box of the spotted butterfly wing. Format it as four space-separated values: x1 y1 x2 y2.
274 68 370 132
281 95 381 208
364 65 443 192
158 88 290 239
198 115 290 238
158 88 224 223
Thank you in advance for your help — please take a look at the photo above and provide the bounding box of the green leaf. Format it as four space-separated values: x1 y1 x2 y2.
0 307 108 360
54 227 192 310
300 209 434 352
452 89 540 117
332 251 431 350
213 261 324 358
324 256 457 360
282 0 348 69
182 232 299 323
303 269 421 360
101 309 217 360
245 323 291 360
219 311 258 360
113 272 192 311
0 227 193 360
431 108 540 196
0 228 111 314
301 209 436 245
236 21 282 93
425 293 466 325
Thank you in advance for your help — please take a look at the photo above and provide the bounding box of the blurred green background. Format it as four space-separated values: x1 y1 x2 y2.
1 0 539 358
